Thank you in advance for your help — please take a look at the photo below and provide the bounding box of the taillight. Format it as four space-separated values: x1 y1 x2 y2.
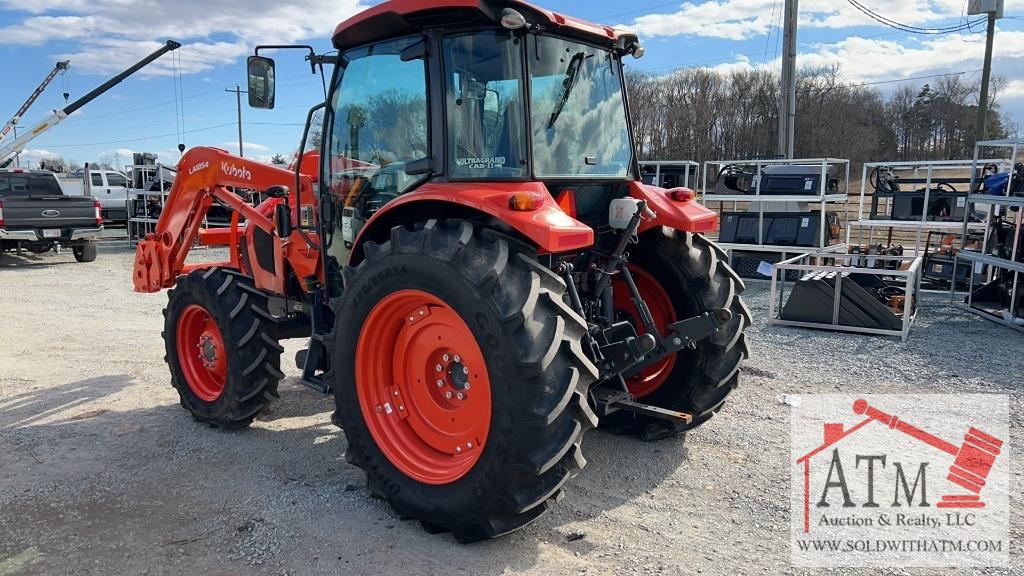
94 199 103 226
669 187 696 202
0 198 5 228
509 192 543 212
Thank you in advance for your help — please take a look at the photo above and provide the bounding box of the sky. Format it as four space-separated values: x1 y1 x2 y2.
0 0 1021 170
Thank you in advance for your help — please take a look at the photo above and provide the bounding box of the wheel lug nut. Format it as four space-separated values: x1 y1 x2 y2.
454 355 461 363
436 379 444 387
456 392 464 400
445 391 452 399
443 353 450 362
456 446 462 454
464 382 471 390
462 366 469 375
435 364 442 372
467 442 472 449
393 391 399 397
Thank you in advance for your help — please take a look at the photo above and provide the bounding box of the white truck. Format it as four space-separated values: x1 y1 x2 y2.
59 168 130 222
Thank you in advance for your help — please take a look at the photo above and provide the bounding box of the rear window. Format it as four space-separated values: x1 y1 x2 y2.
0 173 63 197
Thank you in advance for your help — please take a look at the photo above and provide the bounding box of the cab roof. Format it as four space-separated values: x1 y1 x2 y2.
333 0 629 52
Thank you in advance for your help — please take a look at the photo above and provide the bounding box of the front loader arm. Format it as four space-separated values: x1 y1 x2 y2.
133 147 311 293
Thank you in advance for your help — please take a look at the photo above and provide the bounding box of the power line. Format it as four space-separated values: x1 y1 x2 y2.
630 28 908 74
31 122 237 148
845 0 986 34
592 1 684 21
819 68 982 90
762 0 780 66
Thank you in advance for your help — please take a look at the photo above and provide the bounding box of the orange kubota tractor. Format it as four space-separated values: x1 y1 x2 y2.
134 0 750 541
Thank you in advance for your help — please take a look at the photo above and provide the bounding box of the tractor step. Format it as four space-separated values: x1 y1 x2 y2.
592 387 693 424
296 335 331 394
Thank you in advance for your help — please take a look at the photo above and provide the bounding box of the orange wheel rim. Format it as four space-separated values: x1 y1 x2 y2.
614 265 677 398
176 304 227 402
355 290 491 485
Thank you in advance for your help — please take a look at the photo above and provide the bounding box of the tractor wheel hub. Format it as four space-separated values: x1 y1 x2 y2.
199 335 218 364
447 361 470 391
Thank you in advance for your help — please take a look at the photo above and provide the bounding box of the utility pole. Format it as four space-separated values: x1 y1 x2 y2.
975 12 997 142
778 0 798 159
970 0 1003 142
226 85 247 157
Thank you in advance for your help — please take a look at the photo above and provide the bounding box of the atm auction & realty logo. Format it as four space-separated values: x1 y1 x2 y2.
789 394 1009 568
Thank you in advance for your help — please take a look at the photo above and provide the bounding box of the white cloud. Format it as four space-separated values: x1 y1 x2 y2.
15 148 60 167
1001 79 1024 100
0 15 105 45
794 30 1024 83
219 142 270 152
0 0 369 75
697 29 1024 90
623 0 983 40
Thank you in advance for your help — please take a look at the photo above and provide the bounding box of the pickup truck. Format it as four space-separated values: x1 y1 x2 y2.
0 169 102 263
59 168 130 222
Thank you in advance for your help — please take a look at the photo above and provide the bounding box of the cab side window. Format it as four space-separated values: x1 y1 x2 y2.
106 173 128 188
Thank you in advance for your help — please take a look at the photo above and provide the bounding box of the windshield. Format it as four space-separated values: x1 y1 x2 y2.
528 36 632 178
0 173 63 197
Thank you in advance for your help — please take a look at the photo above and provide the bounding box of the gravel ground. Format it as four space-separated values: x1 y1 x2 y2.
0 241 1021 575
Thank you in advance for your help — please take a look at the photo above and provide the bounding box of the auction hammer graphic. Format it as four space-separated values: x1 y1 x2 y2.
853 399 1003 508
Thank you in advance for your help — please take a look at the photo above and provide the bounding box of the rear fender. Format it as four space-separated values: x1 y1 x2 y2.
628 181 718 234
350 181 594 263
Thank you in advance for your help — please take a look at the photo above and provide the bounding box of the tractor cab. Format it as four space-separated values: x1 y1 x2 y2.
247 1 647 271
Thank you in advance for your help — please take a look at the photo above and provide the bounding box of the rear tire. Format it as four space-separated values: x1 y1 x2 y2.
611 228 751 440
331 221 597 542
73 241 97 262
164 268 283 429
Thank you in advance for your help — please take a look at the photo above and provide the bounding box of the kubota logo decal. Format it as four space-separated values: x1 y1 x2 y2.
221 162 251 181
188 161 209 175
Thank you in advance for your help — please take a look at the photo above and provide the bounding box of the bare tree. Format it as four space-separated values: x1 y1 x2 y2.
626 66 1011 170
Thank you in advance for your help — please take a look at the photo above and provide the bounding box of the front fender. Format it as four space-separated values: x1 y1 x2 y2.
353 181 594 255
628 181 718 234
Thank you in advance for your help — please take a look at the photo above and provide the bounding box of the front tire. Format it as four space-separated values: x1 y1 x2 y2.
332 221 597 542
164 268 284 429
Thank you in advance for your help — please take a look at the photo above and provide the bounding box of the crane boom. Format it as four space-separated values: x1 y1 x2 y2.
0 40 181 168
0 60 69 149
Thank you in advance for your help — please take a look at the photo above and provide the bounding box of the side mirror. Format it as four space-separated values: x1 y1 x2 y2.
247 56 276 109
274 202 293 238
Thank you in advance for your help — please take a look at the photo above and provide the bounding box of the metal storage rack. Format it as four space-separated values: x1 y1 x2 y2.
769 252 923 341
127 163 176 242
639 160 699 189
951 139 1024 333
700 158 850 275
847 159 994 256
